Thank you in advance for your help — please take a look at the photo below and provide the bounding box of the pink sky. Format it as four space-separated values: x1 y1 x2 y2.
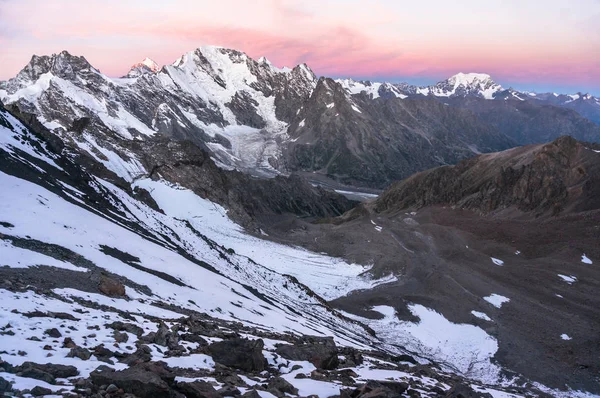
1 0 599 94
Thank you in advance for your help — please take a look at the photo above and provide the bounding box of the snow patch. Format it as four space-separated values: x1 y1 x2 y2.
484 294 510 308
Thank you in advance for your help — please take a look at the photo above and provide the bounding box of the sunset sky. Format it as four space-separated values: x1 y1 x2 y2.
1 0 599 94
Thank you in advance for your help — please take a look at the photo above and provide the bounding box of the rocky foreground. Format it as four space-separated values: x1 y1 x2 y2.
0 276 531 398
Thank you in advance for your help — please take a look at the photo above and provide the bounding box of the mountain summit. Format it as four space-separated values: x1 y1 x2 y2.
125 57 160 77
426 72 503 99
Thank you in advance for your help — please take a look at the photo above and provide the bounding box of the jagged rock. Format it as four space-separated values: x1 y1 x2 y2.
267 377 298 396
92 345 115 363
90 363 174 398
341 380 408 398
445 382 492 398
13 362 79 384
106 321 144 337
44 328 62 338
0 376 12 394
177 380 221 398
67 347 92 360
242 390 262 398
30 386 53 396
207 338 266 372
338 347 364 367
180 333 208 345
276 335 339 370
120 345 152 365
218 385 241 396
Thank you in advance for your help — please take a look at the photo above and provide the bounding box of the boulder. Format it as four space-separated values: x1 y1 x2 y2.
267 377 298 396
0 376 12 394
14 362 79 384
120 345 152 365
177 380 221 398
341 380 408 398
90 363 172 398
30 386 53 396
275 335 339 370
113 331 129 343
67 347 92 360
44 328 62 338
207 338 266 372
98 275 126 297
106 321 144 337
446 382 493 398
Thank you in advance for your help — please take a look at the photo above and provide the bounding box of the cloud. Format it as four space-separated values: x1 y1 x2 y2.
0 0 598 94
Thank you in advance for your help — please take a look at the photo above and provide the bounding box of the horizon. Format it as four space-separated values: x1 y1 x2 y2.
1 0 599 95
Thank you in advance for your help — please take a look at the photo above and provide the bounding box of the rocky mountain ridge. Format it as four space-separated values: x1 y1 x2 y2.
4 46 599 190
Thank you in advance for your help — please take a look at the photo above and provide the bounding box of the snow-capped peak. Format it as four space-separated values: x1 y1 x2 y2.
428 72 502 99
134 57 159 72
448 72 493 86
125 57 160 78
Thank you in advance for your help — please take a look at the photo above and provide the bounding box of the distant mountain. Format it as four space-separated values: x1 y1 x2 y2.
125 57 160 78
380 73 600 130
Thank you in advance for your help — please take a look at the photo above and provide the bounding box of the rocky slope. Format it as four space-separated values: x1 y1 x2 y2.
264 138 600 395
373 136 600 216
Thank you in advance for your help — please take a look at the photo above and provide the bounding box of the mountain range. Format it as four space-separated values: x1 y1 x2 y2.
1 47 599 189
1 45 600 397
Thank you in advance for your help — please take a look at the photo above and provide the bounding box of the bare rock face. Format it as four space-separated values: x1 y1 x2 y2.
207 338 266 372
275 335 339 370
90 363 174 398
284 77 515 188
177 381 221 398
374 136 600 216
98 275 126 297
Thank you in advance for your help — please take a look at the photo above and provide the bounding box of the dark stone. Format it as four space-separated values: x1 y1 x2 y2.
63 337 77 348
177 381 221 398
217 385 241 396
67 347 92 360
180 333 208 345
242 390 262 398
275 335 339 370
44 328 62 338
98 275 126 297
344 380 407 398
14 362 79 384
30 386 53 396
106 321 144 337
267 377 298 395
113 331 129 343
445 382 493 398
207 338 266 372
90 363 173 398
0 376 12 394
120 345 152 365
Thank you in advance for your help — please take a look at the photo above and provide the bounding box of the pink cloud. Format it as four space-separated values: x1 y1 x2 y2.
0 0 598 93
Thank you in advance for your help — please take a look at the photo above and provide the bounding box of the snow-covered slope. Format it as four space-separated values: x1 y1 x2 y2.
337 78 407 99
